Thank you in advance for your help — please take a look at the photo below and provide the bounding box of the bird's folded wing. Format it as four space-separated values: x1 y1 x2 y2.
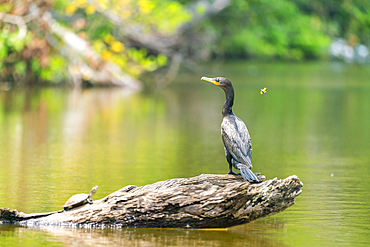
221 117 253 168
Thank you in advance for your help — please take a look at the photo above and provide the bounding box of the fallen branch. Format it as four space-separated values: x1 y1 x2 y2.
0 4 40 40
0 174 302 228
97 0 232 86
42 12 141 90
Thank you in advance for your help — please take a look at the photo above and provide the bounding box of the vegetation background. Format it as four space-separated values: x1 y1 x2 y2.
0 0 369 87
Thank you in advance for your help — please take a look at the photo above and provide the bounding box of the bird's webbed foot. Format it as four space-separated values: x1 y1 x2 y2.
227 168 240 175
226 157 240 175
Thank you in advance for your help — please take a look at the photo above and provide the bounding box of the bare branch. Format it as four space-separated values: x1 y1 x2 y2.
42 12 141 90
94 0 231 86
0 12 27 39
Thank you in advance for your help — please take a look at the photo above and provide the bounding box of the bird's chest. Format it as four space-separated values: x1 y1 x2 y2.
220 117 250 148
221 118 241 135
220 118 239 144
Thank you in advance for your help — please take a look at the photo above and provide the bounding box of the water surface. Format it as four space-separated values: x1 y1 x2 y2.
1 62 370 246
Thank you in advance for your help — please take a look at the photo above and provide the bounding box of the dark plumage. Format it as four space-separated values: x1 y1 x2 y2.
201 76 259 182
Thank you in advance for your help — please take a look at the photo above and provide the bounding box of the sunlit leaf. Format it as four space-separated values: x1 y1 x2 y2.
75 0 87 7
85 5 96 15
0 41 7 60
157 54 167 66
138 0 154 14
104 34 115 45
111 41 124 53
93 40 106 52
102 50 113 60
66 4 77 16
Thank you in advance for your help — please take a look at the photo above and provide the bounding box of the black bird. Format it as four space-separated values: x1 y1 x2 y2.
201 76 259 182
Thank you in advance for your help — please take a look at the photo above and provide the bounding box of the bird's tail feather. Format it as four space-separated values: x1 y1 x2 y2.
239 166 259 182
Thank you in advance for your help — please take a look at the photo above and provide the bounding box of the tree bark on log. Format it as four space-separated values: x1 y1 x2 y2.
0 174 302 229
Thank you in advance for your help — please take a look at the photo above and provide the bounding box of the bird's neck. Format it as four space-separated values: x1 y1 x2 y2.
222 87 234 117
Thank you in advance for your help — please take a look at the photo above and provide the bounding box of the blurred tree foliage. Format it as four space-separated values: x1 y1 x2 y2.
0 0 190 87
200 0 370 60
0 0 369 87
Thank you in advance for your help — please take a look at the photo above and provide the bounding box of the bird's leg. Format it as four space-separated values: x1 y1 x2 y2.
226 150 238 175
228 163 238 175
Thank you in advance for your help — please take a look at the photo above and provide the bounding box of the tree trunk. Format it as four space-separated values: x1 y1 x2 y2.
0 174 302 228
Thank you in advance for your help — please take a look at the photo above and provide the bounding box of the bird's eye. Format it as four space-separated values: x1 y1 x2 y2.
216 79 219 82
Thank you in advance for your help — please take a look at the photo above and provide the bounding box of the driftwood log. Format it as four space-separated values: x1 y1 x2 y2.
0 174 302 228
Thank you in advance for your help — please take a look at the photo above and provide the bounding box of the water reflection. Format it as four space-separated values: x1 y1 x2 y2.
1 220 288 247
1 62 370 246
0 86 227 213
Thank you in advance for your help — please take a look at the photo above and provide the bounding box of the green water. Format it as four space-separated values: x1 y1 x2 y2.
1 62 370 246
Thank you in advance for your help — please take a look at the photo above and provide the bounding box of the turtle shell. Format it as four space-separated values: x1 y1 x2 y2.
63 193 91 210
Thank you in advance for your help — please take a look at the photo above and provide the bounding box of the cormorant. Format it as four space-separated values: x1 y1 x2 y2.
201 76 259 182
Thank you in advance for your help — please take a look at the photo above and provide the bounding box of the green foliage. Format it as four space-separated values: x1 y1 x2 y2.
39 56 67 83
53 0 186 78
293 0 370 42
0 0 185 84
0 26 31 78
14 61 26 75
202 0 370 60
131 0 192 34
0 27 25 56
208 0 331 60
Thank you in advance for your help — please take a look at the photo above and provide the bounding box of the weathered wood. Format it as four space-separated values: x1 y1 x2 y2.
0 174 302 228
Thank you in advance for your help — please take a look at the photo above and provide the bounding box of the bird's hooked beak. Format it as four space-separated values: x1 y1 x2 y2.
201 76 220 86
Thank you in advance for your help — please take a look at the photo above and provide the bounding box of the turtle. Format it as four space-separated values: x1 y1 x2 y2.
63 185 98 211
